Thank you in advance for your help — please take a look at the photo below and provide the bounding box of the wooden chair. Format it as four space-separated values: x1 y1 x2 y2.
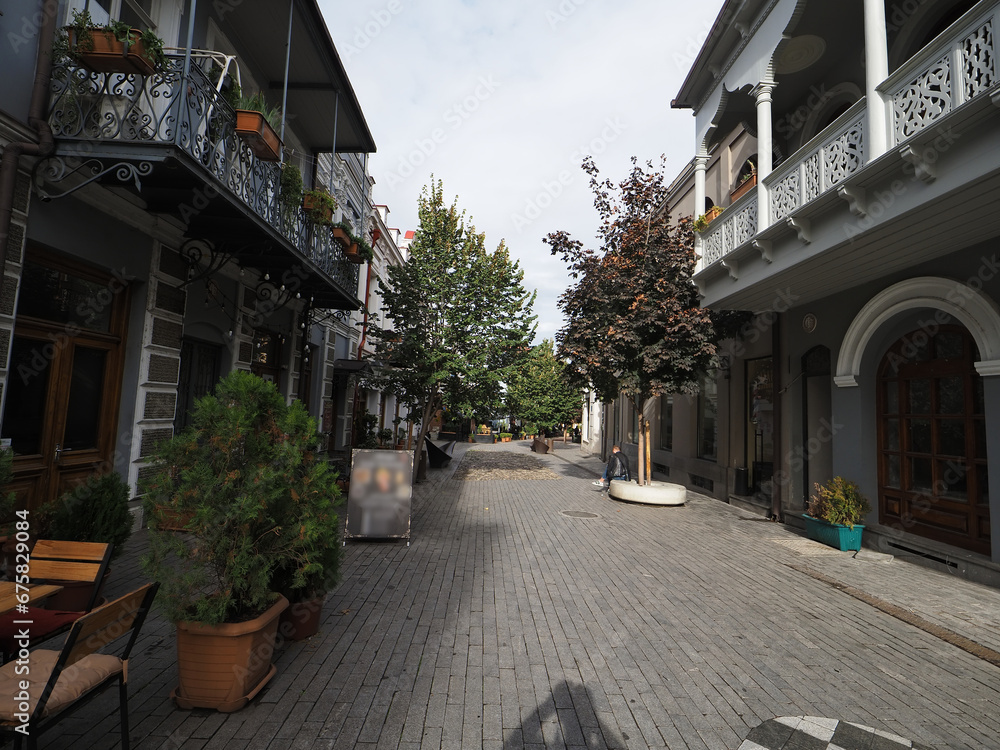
0 582 158 750
0 540 114 659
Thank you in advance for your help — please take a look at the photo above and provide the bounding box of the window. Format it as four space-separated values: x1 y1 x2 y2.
698 373 718 461
659 395 673 451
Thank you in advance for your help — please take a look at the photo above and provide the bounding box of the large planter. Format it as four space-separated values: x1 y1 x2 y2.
68 28 157 75
473 434 493 443
172 595 288 712
234 110 282 162
802 514 864 551
278 597 323 642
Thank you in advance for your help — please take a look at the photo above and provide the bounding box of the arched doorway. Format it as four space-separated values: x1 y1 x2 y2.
877 325 989 555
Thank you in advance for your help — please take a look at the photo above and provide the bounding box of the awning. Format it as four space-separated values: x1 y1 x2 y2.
217 0 377 154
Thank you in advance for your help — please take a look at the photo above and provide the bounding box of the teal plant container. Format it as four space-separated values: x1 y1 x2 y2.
802 514 865 551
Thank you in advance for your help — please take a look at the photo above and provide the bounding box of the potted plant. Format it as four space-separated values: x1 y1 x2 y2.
302 186 336 225
731 161 757 202
804 476 872 551
279 162 304 222
61 9 167 75
331 220 354 247
38 472 134 610
141 371 341 711
694 206 724 232
234 91 283 162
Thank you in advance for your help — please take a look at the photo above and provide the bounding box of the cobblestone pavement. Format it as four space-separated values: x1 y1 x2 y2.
47 441 1000 749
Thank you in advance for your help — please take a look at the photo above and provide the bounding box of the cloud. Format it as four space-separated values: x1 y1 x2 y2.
322 0 721 343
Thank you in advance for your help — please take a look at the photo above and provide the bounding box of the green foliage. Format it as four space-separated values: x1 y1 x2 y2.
0 450 17 535
46 473 133 561
141 371 341 623
280 162 304 213
693 206 724 233
302 186 336 225
506 339 581 433
808 477 872 529
236 91 283 132
354 410 380 449
365 178 536 475
59 9 167 69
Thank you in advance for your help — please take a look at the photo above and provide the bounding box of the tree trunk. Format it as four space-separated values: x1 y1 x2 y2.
412 393 438 484
637 411 646 486
645 420 652 485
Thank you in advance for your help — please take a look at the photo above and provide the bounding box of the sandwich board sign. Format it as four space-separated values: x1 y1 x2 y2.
344 449 413 544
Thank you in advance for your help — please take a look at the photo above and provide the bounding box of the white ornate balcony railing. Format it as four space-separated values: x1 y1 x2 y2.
47 54 360 297
883 1 998 144
766 102 867 225
699 191 758 267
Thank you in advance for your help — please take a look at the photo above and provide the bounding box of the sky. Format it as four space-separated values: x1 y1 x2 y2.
319 0 725 343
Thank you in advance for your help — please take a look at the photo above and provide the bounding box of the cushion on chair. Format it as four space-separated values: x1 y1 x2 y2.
0 608 83 655
0 649 122 719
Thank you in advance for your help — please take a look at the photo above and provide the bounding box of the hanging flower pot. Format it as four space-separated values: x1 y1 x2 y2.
68 27 159 76
302 189 335 224
344 243 364 264
234 110 282 162
331 225 352 246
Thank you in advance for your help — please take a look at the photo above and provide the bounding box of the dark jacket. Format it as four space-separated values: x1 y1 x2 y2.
608 451 630 482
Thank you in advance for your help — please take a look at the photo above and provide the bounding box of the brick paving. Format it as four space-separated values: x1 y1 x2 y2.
40 441 1000 749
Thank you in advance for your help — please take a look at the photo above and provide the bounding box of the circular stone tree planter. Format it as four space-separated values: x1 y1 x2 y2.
608 480 686 506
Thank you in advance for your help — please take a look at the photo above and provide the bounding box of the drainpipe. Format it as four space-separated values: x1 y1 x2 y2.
0 0 58 276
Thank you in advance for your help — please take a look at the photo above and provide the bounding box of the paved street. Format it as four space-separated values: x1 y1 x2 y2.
50 441 1000 749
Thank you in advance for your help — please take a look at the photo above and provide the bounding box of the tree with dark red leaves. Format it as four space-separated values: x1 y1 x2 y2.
545 156 717 484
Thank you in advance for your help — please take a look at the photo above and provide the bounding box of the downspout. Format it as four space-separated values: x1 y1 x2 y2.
279 0 293 149
0 1 58 276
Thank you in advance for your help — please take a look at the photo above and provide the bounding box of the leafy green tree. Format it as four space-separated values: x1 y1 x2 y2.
367 179 536 478
506 339 581 434
545 157 717 485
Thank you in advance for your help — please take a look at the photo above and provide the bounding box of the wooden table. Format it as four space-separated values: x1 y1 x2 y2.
0 581 64 615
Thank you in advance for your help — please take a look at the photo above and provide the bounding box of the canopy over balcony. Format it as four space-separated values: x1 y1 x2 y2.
220 0 376 155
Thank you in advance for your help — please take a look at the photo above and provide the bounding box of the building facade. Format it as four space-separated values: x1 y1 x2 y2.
0 0 382 518
660 0 1000 580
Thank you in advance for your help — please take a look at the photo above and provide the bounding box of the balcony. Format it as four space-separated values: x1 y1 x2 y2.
43 54 362 309
694 0 1000 306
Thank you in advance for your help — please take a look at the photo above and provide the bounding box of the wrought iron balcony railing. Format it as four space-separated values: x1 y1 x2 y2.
47 54 359 299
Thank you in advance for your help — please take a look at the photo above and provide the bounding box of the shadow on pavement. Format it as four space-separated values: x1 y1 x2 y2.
504 680 626 749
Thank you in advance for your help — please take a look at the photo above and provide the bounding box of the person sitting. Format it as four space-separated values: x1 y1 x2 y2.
593 445 630 488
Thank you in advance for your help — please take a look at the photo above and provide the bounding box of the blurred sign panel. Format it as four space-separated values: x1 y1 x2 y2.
345 449 413 541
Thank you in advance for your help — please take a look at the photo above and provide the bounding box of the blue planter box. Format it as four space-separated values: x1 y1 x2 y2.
803 514 864 551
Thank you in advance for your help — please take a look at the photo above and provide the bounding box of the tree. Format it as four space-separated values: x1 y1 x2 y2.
545 156 717 485
506 339 581 434
367 179 536 479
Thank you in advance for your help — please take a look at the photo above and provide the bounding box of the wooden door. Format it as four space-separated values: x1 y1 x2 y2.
1 251 129 511
877 325 989 554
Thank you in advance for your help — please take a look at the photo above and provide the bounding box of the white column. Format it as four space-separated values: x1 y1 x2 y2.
754 81 775 229
864 0 890 157
693 154 708 269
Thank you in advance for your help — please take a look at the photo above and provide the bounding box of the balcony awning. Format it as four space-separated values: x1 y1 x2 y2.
220 0 377 155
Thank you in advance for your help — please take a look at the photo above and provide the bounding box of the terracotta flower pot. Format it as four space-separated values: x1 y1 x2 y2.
302 194 333 224
69 28 157 75
278 597 323 641
172 594 288 712
234 110 282 162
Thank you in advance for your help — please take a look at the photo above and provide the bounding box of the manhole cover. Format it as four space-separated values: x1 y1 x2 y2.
561 510 599 519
